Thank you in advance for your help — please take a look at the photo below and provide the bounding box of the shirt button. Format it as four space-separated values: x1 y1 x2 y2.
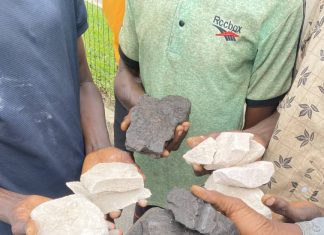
179 20 185 27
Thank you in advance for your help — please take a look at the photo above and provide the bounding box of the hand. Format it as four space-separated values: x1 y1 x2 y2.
121 110 190 157
82 147 146 220
186 131 266 176
8 195 50 235
191 186 302 235
262 194 324 222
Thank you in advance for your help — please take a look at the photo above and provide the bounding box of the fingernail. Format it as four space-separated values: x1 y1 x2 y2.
265 197 276 206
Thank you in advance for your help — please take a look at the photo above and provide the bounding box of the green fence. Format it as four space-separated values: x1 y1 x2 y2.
84 0 116 99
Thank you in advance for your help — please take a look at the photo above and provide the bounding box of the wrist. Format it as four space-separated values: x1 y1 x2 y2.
0 188 25 224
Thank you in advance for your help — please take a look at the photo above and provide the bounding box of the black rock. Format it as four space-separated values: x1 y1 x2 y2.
126 95 191 158
166 188 240 235
127 207 201 235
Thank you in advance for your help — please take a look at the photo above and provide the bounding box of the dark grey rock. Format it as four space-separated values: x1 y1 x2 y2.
127 208 201 235
167 188 239 235
126 95 191 158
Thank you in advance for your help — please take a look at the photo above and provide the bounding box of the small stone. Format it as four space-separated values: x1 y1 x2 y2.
67 182 151 214
166 188 239 235
127 207 201 235
205 177 272 218
31 195 108 235
183 132 265 170
126 95 191 158
212 161 274 188
80 163 144 194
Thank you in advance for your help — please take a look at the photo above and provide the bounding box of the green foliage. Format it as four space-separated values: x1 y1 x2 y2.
84 2 116 98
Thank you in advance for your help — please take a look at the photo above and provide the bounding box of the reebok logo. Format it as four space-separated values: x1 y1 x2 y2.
212 16 242 41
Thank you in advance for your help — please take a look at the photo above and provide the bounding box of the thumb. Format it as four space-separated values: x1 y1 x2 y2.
120 113 131 132
187 136 208 148
191 185 241 217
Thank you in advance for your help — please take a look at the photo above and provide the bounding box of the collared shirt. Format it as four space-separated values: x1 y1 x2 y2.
119 0 303 206
263 0 324 206
0 0 87 233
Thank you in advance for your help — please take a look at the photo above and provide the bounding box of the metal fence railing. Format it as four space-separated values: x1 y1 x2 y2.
84 0 117 100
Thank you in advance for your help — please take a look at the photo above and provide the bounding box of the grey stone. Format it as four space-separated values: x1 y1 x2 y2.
167 188 239 235
126 95 191 158
127 208 201 235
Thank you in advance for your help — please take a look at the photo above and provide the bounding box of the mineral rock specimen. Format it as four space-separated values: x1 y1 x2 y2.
66 163 151 214
126 95 191 158
211 161 274 188
205 176 272 218
67 182 151 214
183 132 265 170
31 195 109 235
80 163 144 193
166 188 239 235
127 208 201 235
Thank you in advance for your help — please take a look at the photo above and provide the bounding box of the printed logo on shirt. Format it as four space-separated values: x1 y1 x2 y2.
212 16 242 41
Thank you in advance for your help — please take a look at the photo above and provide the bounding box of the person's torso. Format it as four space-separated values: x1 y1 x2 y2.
0 0 85 200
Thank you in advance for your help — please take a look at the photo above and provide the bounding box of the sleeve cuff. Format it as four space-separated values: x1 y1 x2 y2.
119 46 139 70
246 93 286 107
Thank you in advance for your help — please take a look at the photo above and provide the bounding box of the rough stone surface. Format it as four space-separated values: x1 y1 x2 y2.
31 195 109 235
212 161 274 188
205 176 272 219
166 188 239 235
126 95 191 158
127 208 201 235
80 163 144 193
183 132 265 170
67 182 151 214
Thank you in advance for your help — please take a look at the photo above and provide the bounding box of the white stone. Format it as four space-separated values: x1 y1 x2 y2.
81 163 144 194
183 132 265 170
67 182 151 214
31 195 109 235
205 177 272 219
212 161 274 188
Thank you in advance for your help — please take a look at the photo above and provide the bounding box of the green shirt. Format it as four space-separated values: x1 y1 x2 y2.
119 0 303 207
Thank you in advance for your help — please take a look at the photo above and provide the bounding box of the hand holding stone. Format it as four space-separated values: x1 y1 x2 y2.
8 195 50 235
191 186 303 235
262 194 324 223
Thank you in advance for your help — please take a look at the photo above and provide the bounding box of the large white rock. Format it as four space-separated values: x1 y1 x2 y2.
212 161 274 188
205 177 272 219
31 195 109 235
81 163 144 194
67 182 151 214
183 133 265 170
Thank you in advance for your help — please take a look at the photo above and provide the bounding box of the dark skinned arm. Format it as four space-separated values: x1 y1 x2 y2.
78 37 112 154
244 106 277 129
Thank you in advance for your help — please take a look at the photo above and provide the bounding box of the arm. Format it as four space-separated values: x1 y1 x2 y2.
244 106 277 129
114 56 144 110
78 37 112 154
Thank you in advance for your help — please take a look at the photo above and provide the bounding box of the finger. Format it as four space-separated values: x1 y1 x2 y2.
191 185 241 216
161 149 170 158
26 220 38 235
165 129 185 152
120 114 131 131
262 194 292 217
192 164 211 176
109 210 122 219
106 220 116 230
138 199 148 208
187 136 207 148
182 122 190 132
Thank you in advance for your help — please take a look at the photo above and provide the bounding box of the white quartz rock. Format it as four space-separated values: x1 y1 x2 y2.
67 182 151 214
81 163 144 193
183 132 265 170
212 161 274 188
205 177 272 219
31 195 109 235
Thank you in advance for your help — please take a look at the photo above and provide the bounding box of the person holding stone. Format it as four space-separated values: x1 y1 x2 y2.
115 0 303 219
188 0 324 208
191 185 324 235
0 1 135 234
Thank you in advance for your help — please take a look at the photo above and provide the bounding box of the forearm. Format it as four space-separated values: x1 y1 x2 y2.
80 82 111 154
0 188 24 224
244 111 279 147
114 59 144 110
